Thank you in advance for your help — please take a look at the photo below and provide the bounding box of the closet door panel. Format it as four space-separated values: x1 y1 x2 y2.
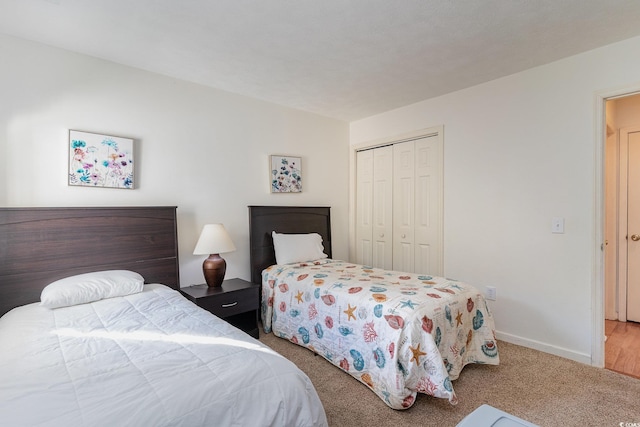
393 143 414 271
355 150 373 266
397 241 413 273
415 244 432 274
415 173 432 274
414 136 443 276
374 241 390 268
372 146 393 269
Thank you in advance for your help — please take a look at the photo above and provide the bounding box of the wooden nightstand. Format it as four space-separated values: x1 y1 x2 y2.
180 278 260 339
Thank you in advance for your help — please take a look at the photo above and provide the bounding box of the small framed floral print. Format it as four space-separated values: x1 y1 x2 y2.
68 130 135 189
270 155 302 193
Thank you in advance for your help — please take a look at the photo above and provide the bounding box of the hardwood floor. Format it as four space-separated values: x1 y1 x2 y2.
605 319 640 379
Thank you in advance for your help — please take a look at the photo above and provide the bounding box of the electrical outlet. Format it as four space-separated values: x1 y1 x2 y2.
486 286 496 301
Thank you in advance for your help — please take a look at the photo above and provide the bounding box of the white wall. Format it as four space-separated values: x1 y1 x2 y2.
350 35 640 363
0 34 350 286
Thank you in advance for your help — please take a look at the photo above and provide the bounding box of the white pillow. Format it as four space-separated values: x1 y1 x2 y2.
40 270 144 309
272 231 328 265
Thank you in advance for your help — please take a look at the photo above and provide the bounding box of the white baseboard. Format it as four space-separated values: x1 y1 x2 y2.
496 331 592 365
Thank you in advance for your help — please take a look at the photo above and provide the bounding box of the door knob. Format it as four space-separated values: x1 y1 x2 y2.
632 234 640 241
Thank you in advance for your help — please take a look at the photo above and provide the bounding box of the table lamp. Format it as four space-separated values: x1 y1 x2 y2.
193 223 236 287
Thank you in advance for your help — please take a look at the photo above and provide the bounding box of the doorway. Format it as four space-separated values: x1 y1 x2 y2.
603 93 640 378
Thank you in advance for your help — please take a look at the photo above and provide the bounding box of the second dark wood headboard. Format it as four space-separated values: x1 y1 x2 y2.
248 206 332 285
0 206 180 317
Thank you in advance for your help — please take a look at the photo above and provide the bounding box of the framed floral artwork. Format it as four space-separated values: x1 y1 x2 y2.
68 130 135 189
270 155 302 193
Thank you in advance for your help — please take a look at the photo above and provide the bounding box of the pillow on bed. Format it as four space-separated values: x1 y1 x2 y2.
40 270 145 309
272 231 328 264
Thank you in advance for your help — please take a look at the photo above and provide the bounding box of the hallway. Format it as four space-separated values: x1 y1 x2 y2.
605 320 640 379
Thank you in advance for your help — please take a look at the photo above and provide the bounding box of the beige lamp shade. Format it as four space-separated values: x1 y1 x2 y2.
193 224 236 255
193 224 236 287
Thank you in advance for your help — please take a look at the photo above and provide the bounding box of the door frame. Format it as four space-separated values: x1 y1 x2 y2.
348 125 443 264
594 86 640 368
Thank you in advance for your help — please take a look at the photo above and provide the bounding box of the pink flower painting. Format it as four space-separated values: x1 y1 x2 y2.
68 130 134 189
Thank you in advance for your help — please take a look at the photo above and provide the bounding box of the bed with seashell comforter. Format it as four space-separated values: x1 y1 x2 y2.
261 260 499 410
249 205 499 410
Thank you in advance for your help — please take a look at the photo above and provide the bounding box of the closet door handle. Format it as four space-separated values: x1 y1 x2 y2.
632 234 640 241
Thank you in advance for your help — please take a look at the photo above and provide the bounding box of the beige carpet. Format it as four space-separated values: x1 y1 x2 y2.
259 333 640 426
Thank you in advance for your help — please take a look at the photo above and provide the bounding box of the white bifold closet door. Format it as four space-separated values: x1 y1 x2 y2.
393 137 442 275
355 146 393 269
355 134 442 276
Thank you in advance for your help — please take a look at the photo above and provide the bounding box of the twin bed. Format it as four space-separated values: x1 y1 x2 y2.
0 205 499 425
0 207 326 427
249 206 499 410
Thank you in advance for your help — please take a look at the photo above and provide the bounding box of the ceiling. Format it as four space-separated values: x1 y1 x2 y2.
3 0 640 121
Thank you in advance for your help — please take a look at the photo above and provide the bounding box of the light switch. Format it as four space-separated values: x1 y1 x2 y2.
552 217 564 234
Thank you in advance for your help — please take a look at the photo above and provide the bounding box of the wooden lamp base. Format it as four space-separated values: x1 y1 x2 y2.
202 254 226 287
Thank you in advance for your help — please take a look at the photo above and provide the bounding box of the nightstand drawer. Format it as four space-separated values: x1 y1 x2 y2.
180 279 260 338
198 287 258 318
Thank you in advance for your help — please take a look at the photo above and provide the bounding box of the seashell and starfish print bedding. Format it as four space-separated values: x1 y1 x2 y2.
262 259 499 410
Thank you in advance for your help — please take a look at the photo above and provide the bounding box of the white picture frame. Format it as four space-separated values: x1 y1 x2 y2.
68 130 135 189
270 155 302 193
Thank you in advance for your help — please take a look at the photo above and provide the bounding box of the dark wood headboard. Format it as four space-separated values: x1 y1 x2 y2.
0 206 180 317
248 206 332 285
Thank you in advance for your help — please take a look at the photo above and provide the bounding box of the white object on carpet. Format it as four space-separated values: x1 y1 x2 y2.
457 404 538 427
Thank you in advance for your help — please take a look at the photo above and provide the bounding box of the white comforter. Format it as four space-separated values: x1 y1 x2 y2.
0 284 327 427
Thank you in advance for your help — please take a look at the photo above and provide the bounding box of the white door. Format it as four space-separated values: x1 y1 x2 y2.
414 136 443 276
355 150 373 266
392 136 443 275
627 130 640 322
353 126 444 276
393 142 415 272
356 147 393 269
372 146 393 269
